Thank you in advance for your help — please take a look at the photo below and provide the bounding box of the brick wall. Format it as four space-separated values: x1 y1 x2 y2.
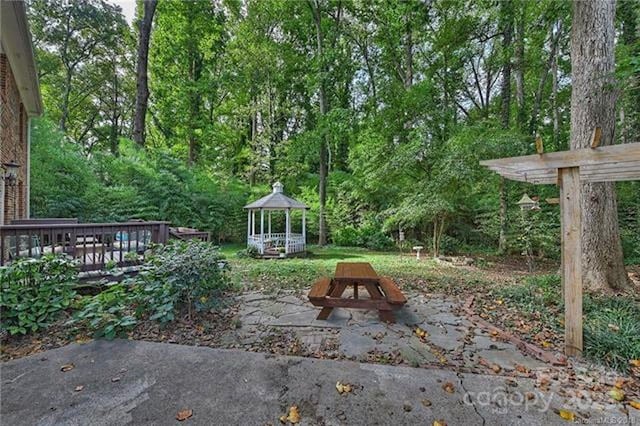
0 53 29 224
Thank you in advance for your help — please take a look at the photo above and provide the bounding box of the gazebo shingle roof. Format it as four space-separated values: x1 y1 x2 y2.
244 182 308 210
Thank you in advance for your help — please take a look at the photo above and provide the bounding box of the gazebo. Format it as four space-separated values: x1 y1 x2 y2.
244 182 308 257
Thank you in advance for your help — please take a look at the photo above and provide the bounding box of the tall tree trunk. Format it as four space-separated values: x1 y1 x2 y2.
133 0 157 147
514 2 526 130
570 0 629 291
59 67 73 132
310 0 329 246
529 20 562 136
499 0 513 129
498 0 513 253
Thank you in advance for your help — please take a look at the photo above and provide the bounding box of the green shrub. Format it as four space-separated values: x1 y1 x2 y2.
236 245 259 258
0 255 77 335
332 225 359 247
69 284 138 339
331 222 393 250
137 241 229 322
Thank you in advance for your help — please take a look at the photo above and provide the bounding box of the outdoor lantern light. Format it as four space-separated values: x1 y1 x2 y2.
517 193 538 211
2 160 20 186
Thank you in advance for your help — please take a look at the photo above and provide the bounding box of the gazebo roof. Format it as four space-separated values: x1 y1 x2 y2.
244 182 309 210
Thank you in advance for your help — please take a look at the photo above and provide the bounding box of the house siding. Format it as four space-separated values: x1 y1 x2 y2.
0 53 29 224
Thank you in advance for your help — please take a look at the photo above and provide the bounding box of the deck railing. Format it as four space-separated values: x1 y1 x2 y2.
0 221 170 271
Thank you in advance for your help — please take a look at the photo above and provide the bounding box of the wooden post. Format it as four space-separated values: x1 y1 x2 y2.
252 210 255 236
268 210 272 239
247 210 251 247
302 209 306 250
260 209 264 254
285 209 290 254
559 167 583 357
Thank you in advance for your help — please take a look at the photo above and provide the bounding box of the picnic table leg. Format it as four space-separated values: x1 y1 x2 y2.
316 281 347 320
364 282 396 323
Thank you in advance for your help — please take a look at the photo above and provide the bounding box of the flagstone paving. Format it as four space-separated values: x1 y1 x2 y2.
223 290 549 373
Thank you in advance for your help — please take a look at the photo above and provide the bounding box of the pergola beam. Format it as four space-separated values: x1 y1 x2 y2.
480 142 640 172
480 141 640 357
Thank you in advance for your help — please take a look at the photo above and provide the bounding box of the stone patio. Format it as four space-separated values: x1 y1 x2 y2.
220 289 549 373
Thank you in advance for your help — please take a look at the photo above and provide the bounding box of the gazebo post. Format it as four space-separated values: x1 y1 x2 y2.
302 210 306 249
559 167 583 357
260 209 265 255
251 210 256 236
247 210 251 248
285 208 290 254
268 210 272 239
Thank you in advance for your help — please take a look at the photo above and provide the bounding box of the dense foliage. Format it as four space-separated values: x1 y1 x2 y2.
70 241 230 337
0 256 77 335
26 0 639 261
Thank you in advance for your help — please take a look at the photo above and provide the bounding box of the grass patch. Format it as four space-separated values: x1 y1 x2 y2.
222 244 489 294
496 274 640 371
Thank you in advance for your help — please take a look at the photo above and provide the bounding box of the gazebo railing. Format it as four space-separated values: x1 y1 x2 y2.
248 233 305 254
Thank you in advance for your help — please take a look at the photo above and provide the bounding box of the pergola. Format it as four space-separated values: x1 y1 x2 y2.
244 182 308 257
480 141 640 357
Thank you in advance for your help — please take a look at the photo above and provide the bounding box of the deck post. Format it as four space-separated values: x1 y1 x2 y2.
559 167 583 357
260 209 264 254
285 209 290 254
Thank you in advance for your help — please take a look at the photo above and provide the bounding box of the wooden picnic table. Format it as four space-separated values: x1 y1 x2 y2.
308 262 407 323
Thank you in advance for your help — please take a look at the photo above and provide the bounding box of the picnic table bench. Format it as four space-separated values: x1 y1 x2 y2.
308 262 407 323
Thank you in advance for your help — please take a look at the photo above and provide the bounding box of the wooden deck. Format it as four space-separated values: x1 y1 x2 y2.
0 221 169 271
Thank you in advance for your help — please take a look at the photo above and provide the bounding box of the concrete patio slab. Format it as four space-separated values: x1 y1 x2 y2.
1 340 628 425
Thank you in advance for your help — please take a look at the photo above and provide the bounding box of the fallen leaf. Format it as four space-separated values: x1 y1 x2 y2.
491 364 502 374
541 341 552 348
608 323 620 332
630 359 640 368
111 377 121 383
515 364 529 374
286 406 300 424
74 385 84 392
433 420 447 426
615 378 625 389
415 327 427 338
495 299 504 305
421 399 432 407
609 388 625 402
629 401 640 410
176 409 192 421
60 364 75 372
525 392 535 401
442 382 455 394
558 409 575 421
335 381 352 395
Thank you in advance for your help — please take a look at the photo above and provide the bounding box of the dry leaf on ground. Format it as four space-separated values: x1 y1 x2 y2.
558 409 575 421
285 405 300 424
414 327 427 338
630 360 640 368
433 420 447 426
74 385 84 392
176 409 193 421
609 388 625 401
442 382 455 394
60 363 75 372
629 401 640 410
335 381 352 395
